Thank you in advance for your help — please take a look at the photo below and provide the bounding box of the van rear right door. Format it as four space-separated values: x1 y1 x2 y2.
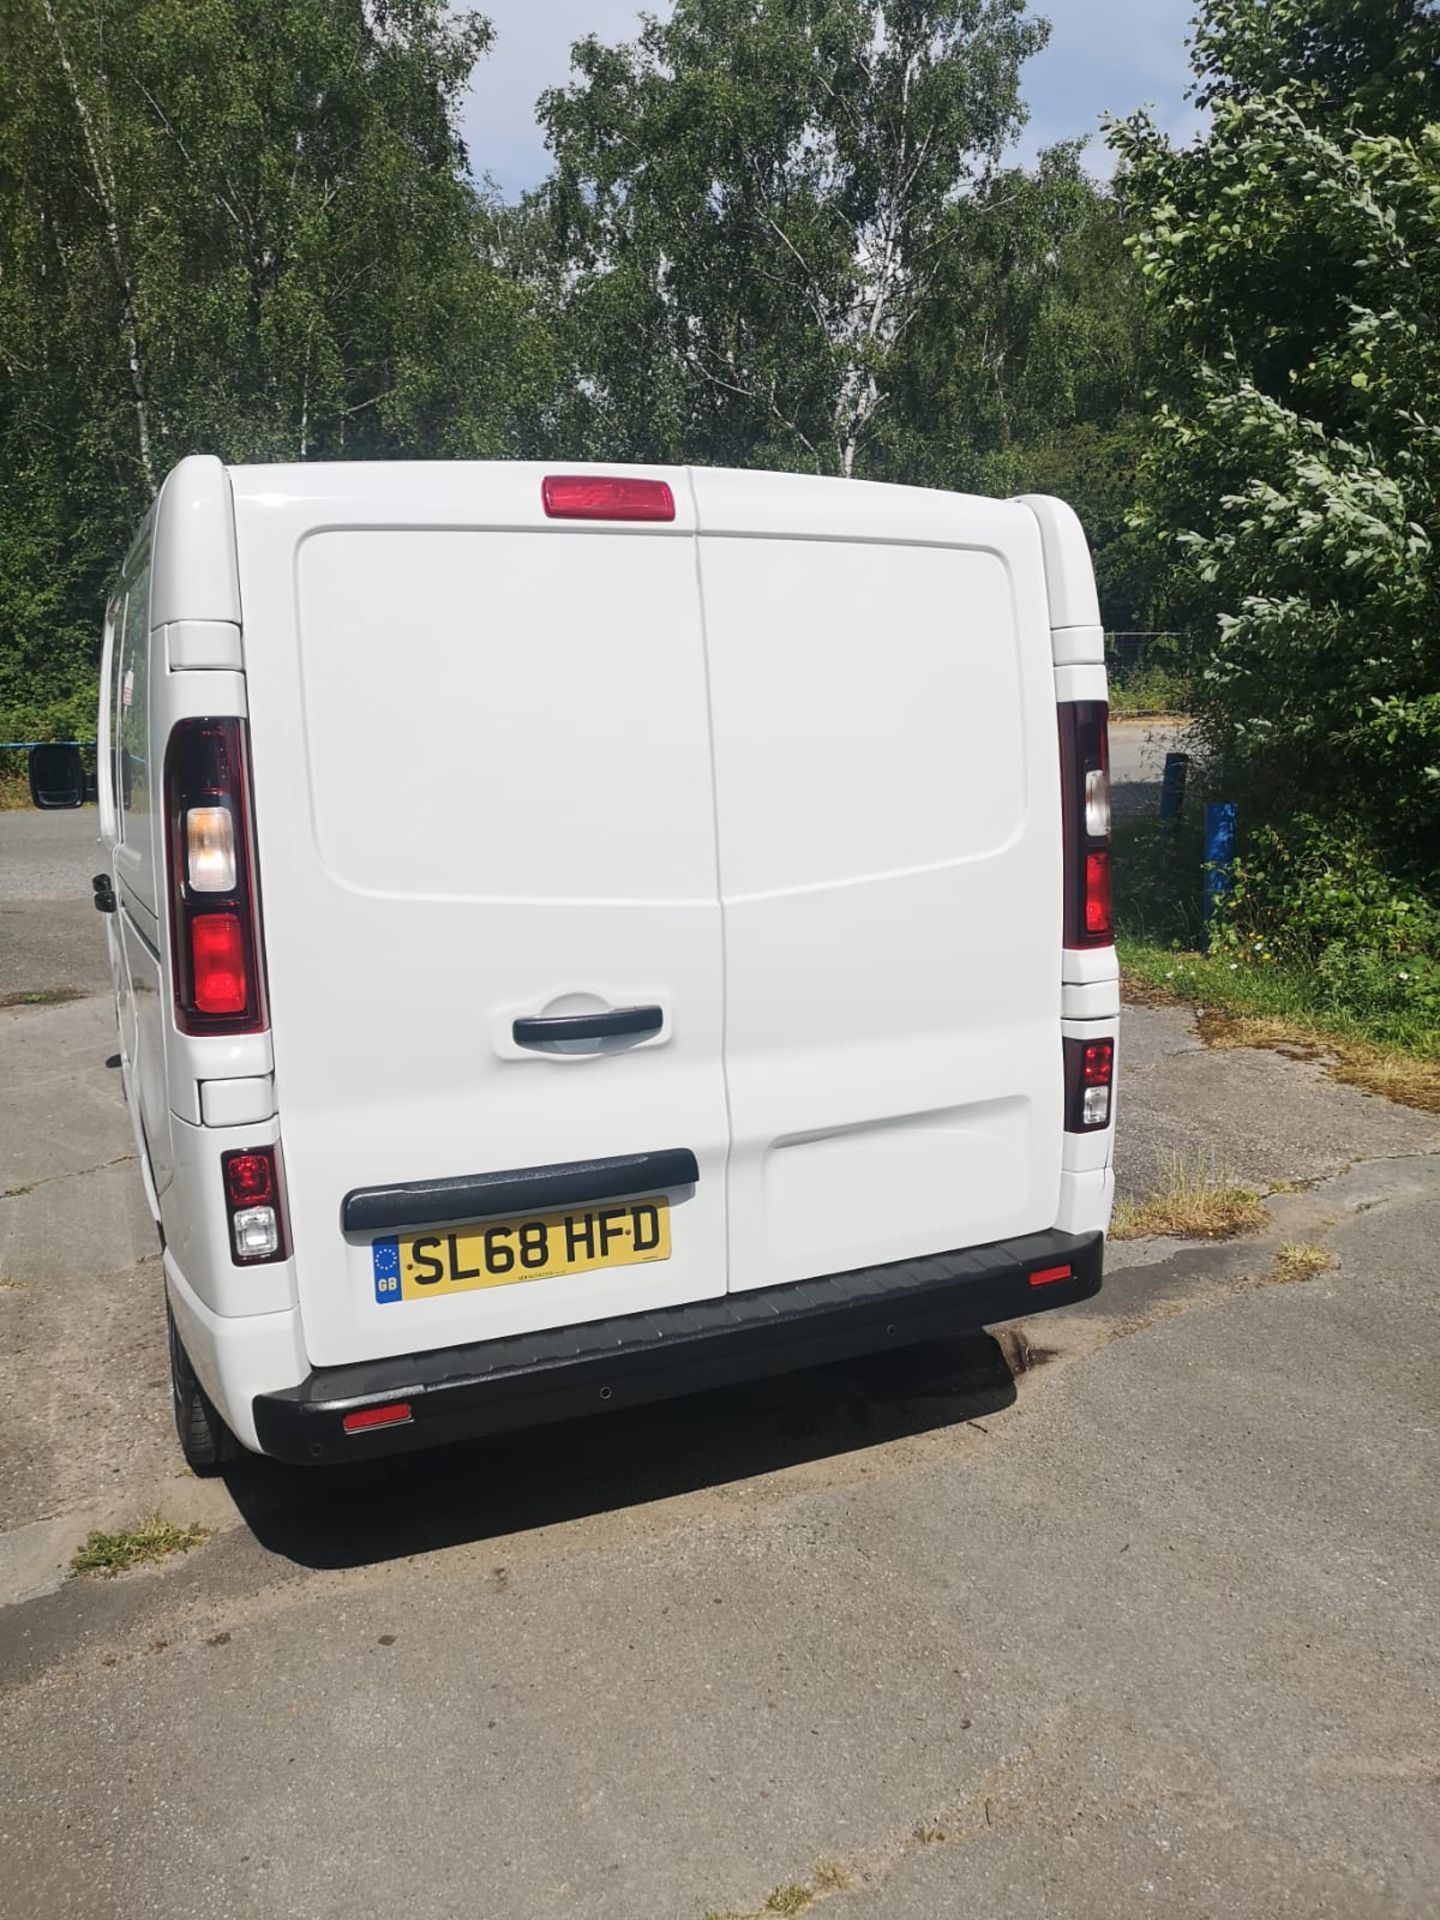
692 471 1064 1294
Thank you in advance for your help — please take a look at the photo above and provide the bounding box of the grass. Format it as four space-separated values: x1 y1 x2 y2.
1108 664 1192 720
70 1514 210 1577
1272 1242 1335 1283
704 1866 851 1920
1114 810 1440 1110
0 987 86 1009
1110 1151 1268 1243
1122 942 1440 1114
763 1889 813 1918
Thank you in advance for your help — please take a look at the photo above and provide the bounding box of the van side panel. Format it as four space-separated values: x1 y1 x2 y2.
692 474 1064 1292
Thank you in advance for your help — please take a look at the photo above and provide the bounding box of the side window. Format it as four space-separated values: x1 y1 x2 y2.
117 550 152 823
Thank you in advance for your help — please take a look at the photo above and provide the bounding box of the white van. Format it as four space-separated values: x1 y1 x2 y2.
33 458 1117 1469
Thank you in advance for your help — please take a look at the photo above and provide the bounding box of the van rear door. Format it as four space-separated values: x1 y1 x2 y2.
231 465 729 1368
691 471 1064 1293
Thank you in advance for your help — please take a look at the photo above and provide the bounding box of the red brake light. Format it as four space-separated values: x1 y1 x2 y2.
343 1402 413 1434
191 913 247 1014
541 475 676 522
1059 703 1113 948
165 718 268 1035
1085 851 1112 938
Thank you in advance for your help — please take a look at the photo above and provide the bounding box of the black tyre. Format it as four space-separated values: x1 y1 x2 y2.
167 1301 239 1473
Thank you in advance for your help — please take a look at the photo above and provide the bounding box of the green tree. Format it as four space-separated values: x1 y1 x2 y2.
1113 0 1440 975
879 143 1155 623
0 0 554 738
534 0 1049 476
1192 0 1440 136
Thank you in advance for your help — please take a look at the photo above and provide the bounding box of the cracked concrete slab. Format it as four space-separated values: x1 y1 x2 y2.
1116 1002 1440 1199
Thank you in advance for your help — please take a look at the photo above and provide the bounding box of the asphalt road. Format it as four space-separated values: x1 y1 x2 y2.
2 796 1438 1920
0 805 111 997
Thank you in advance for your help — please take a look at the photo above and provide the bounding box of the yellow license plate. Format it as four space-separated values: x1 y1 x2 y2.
371 1196 670 1304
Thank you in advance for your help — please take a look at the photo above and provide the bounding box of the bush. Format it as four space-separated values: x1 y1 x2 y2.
1212 816 1440 1023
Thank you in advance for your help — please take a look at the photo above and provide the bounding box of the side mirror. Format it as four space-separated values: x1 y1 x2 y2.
28 743 86 810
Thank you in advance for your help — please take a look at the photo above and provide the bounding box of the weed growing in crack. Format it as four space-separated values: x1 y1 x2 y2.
1111 1152 1267 1242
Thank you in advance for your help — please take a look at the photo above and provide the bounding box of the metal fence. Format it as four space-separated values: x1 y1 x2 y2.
1104 631 1183 685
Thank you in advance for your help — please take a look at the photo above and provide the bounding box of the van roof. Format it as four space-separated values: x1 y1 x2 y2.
149 454 1099 632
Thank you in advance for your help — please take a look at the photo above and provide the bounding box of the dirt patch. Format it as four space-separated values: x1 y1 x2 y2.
1195 1010 1440 1115
1120 975 1188 1011
997 1328 1061 1376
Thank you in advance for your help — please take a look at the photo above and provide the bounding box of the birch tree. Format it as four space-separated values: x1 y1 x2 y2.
537 0 1047 475
0 0 554 738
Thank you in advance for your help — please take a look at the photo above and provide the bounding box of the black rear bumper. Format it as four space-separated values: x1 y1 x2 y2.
252 1229 1103 1465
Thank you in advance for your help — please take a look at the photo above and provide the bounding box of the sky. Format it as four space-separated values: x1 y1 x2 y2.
457 0 1205 198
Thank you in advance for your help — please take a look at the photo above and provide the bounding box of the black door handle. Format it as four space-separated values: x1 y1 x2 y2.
513 1005 663 1048
92 873 116 914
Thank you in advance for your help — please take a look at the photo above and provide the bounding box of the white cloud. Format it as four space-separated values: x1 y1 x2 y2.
457 0 1202 197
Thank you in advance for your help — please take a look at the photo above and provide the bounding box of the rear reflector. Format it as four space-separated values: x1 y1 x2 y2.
1029 1263 1073 1288
542 475 676 522
343 1402 413 1435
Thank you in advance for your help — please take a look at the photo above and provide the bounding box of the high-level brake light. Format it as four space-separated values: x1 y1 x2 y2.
1059 702 1113 948
541 475 676 522
164 718 268 1035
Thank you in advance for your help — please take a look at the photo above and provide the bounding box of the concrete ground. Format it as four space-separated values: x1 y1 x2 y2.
2 810 1438 1920
1109 717 1187 816
0 804 110 998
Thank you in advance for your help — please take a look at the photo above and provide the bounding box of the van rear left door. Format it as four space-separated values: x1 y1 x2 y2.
231 464 729 1368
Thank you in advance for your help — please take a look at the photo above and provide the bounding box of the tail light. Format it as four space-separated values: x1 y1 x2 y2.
1064 1035 1115 1131
1059 702 1112 947
541 475 676 522
222 1145 290 1264
164 718 268 1035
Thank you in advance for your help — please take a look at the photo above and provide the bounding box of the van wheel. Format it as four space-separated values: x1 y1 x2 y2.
167 1303 238 1473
